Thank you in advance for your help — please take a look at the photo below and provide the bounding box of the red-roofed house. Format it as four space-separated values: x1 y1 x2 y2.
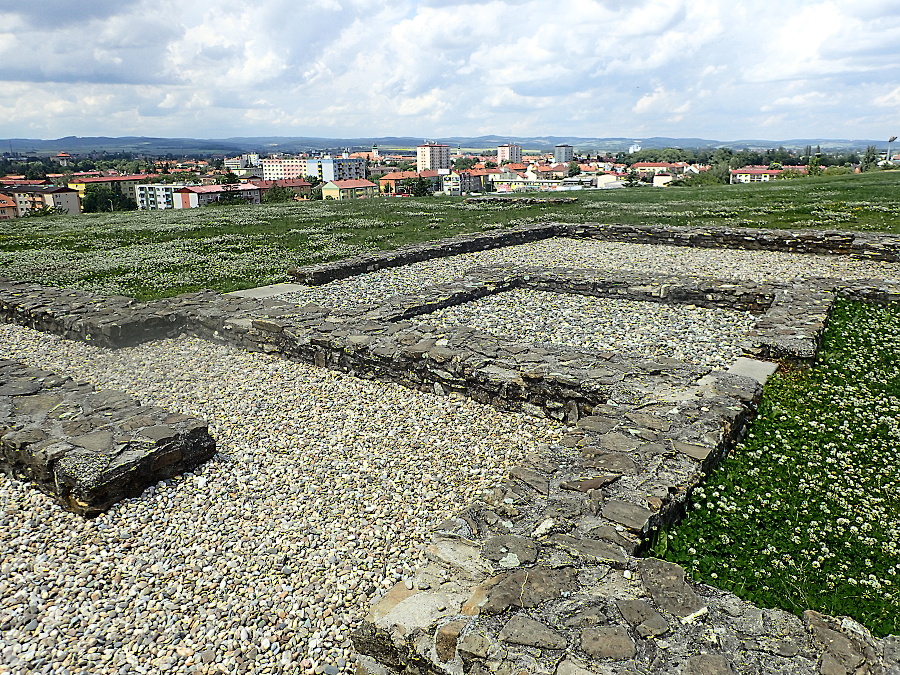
378 170 441 195
0 194 16 219
630 162 677 176
730 167 783 183
321 179 378 200
173 185 262 208
249 179 312 199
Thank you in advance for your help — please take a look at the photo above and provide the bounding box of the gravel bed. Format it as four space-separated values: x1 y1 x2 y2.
416 289 757 369
0 324 562 675
276 238 899 309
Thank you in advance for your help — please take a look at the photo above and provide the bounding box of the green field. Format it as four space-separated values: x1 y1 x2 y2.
657 300 900 636
1 171 898 300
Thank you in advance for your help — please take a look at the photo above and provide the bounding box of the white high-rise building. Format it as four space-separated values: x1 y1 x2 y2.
554 144 574 163
498 144 522 164
416 142 451 172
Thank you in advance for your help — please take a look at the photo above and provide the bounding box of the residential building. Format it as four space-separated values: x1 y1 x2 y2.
442 170 490 196
631 162 679 176
416 143 451 172
730 167 783 183
554 144 574 163
260 156 364 182
172 185 262 208
0 194 16 219
67 174 153 203
321 179 378 201
1 185 81 215
306 156 365 183
136 183 187 210
498 144 522 164
378 170 442 195
260 158 308 181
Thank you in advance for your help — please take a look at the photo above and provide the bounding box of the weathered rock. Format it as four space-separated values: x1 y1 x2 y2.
498 615 566 650
638 558 706 618
510 466 550 495
587 433 642 454
804 611 876 675
672 441 714 461
462 568 578 615
582 452 638 474
482 535 539 568
426 538 493 580
601 499 654 531
616 598 669 637
556 658 599 675
680 653 735 674
580 626 636 661
435 620 467 663
548 534 627 565
560 475 620 492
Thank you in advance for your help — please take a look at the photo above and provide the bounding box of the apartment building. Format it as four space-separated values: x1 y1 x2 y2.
416 143 451 172
497 144 522 164
1 185 81 215
554 144 574 163
261 156 365 182
136 184 184 210
321 179 378 201
67 174 152 203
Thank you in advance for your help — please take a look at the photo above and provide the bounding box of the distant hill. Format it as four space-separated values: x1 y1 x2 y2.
2 134 889 157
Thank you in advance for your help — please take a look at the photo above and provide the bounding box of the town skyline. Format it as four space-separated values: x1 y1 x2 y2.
3 1 899 142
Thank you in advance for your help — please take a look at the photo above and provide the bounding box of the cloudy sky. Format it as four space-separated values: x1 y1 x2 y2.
2 0 899 142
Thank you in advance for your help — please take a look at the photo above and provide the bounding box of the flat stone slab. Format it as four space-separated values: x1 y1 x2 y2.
226 283 309 299
727 357 779 384
0 360 215 516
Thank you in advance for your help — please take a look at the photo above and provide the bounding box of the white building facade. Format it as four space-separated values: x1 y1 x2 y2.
261 156 364 182
136 184 186 210
498 144 522 164
554 144 574 163
416 143 451 172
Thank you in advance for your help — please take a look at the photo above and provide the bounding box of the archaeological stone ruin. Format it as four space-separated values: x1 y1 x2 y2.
1 222 899 673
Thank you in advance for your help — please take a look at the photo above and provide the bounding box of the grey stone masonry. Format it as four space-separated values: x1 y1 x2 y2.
0 359 214 516
0 222 898 667
350 381 897 675
287 222 900 285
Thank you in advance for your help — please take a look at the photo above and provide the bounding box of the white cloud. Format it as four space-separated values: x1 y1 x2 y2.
1 0 899 140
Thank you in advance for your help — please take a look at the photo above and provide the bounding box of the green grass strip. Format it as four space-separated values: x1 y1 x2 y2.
657 299 900 636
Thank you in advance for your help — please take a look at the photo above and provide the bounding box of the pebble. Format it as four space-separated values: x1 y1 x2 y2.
416 288 756 369
0 325 563 675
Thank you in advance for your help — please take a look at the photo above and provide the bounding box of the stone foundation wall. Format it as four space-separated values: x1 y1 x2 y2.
288 223 900 286
0 359 214 516
350 385 899 673
1 223 899 668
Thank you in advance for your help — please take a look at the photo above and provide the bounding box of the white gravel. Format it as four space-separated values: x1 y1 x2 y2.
276 238 899 309
416 289 757 369
0 325 563 675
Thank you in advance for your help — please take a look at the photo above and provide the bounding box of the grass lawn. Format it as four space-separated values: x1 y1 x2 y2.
0 171 898 300
657 300 900 636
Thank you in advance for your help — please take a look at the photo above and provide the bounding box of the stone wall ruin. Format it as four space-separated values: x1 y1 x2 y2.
0 222 899 672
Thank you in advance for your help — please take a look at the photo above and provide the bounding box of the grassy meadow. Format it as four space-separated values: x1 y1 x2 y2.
0 171 898 299
658 300 900 636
